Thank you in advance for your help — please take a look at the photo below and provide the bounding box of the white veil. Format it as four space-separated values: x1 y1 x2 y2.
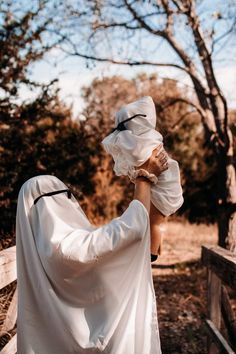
102 96 184 216
16 175 162 354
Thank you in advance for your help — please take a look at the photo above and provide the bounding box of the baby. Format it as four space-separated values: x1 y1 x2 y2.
102 96 184 259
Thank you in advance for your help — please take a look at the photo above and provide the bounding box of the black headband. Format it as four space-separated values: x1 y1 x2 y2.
34 189 72 205
111 114 147 133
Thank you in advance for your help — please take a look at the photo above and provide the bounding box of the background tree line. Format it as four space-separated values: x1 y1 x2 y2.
0 0 236 250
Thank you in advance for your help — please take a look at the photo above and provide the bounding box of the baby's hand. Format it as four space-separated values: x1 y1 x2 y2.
140 145 168 177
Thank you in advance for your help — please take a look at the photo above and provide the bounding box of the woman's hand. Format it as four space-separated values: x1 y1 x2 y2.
139 144 169 177
133 145 168 213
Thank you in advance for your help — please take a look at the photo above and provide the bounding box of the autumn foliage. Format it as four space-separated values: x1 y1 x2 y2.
0 1 234 249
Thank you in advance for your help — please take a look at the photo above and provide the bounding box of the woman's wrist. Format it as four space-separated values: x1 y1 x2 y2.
134 176 152 185
133 177 151 213
130 169 158 185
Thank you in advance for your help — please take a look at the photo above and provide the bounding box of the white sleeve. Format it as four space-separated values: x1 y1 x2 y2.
57 199 149 267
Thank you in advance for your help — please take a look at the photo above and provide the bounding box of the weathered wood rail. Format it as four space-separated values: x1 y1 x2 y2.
202 245 236 354
0 246 17 354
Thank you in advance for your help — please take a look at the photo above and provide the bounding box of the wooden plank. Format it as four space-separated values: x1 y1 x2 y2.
0 247 16 290
221 285 236 350
208 269 221 328
201 245 236 288
0 247 16 266
0 334 17 354
0 262 16 291
1 288 17 335
207 269 222 354
205 320 235 354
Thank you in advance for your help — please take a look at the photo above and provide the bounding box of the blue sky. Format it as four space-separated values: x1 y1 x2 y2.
20 50 236 119
16 0 236 118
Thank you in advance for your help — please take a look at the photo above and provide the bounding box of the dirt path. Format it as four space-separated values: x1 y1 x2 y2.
154 262 207 354
152 220 218 354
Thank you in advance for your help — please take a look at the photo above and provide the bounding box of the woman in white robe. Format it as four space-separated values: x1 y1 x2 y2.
16 147 168 354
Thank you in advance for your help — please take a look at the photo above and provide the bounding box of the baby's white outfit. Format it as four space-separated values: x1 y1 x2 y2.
102 96 184 216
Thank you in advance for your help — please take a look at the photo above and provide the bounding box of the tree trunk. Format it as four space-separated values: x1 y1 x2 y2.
217 130 236 252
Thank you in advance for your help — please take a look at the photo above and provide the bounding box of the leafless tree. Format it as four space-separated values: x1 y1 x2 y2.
59 0 236 251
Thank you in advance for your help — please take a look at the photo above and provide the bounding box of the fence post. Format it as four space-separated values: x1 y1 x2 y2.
207 268 222 354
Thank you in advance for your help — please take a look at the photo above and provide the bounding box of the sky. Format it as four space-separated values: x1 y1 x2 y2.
20 51 236 119
16 0 236 119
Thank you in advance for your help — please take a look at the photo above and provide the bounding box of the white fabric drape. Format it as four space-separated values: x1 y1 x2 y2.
16 175 162 354
102 96 184 216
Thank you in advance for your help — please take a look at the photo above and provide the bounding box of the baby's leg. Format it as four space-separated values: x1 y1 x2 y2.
150 203 167 255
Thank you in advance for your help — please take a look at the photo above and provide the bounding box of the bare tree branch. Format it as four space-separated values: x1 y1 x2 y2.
160 97 205 122
212 17 236 52
58 0 236 250
123 0 166 37
57 31 191 73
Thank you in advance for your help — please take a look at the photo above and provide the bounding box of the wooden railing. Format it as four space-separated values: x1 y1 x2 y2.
0 246 17 354
202 245 236 354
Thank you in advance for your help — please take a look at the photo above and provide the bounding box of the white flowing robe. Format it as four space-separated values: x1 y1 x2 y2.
16 175 162 354
102 96 184 216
